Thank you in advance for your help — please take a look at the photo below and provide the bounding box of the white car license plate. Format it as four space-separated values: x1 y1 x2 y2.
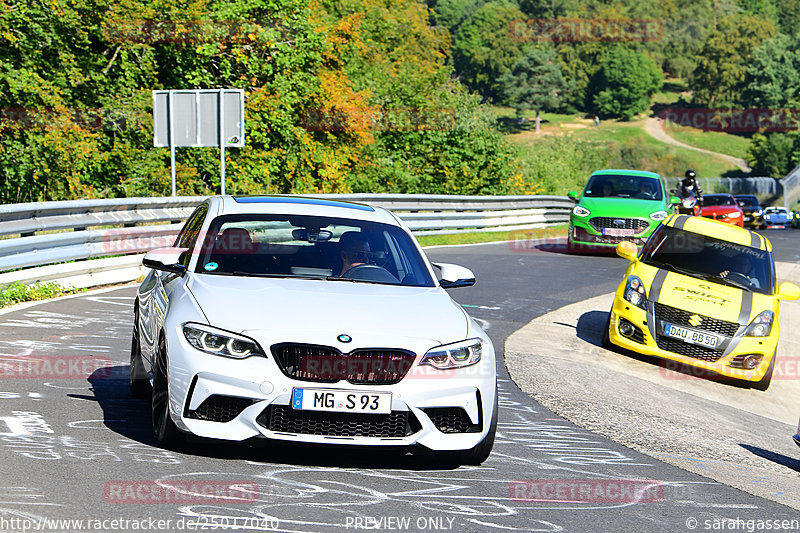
292 388 392 414
664 323 718 348
602 228 635 237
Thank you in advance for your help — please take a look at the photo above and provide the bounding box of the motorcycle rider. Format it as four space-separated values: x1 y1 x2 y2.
677 169 703 205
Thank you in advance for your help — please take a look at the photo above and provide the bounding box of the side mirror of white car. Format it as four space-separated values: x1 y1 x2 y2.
143 247 189 275
432 262 476 289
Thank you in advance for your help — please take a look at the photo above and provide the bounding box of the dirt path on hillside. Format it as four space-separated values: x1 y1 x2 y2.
644 117 751 172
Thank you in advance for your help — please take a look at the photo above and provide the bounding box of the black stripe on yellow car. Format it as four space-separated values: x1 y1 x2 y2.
672 214 689 230
647 269 669 339
721 290 753 357
750 231 760 248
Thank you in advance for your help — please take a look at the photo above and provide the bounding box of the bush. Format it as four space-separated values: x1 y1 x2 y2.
0 282 73 308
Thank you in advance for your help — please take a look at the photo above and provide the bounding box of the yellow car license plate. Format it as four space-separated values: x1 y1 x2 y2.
664 323 718 348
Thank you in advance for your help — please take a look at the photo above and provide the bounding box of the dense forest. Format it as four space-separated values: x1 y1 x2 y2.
0 0 798 203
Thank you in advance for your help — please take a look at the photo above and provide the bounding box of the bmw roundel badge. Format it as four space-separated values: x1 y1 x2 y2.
337 334 352 343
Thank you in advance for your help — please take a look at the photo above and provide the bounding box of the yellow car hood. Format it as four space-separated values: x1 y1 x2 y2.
635 264 763 323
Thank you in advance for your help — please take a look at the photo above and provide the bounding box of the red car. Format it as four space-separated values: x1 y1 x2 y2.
700 194 744 227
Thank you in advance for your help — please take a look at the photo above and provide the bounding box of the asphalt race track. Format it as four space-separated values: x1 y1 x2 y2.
0 229 799 532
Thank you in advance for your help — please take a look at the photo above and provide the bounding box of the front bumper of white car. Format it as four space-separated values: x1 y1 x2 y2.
162 321 497 452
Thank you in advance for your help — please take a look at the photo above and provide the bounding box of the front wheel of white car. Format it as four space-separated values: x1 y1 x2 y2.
151 336 183 448
441 388 498 465
129 308 150 399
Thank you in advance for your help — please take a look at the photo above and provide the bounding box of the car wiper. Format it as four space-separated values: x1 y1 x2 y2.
709 275 752 291
651 260 701 279
325 276 391 286
230 271 320 280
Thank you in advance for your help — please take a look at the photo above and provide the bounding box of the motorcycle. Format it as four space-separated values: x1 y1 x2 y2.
671 187 702 216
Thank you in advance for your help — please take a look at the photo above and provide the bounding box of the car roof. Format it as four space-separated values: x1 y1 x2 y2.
590 169 661 179
204 195 400 225
662 214 770 251
703 193 734 198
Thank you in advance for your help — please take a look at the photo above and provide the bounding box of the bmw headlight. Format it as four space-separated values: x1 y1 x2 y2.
650 210 668 221
572 205 590 217
729 212 741 218
419 338 483 370
744 311 773 337
623 275 647 309
183 323 264 358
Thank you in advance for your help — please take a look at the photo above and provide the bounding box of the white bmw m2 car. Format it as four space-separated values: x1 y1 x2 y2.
131 195 497 464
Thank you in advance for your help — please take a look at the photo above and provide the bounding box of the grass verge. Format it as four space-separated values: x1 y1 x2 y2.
662 123 751 160
418 224 568 247
0 281 84 309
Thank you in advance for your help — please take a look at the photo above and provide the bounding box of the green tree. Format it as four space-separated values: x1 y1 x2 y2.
742 33 800 108
499 45 569 131
689 14 775 108
746 132 800 176
451 1 526 100
588 46 662 120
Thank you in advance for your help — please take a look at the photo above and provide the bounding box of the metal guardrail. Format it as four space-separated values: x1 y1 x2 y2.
0 194 572 289
782 164 800 210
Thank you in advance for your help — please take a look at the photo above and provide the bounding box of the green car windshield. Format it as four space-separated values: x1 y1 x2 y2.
584 174 663 201
640 225 773 295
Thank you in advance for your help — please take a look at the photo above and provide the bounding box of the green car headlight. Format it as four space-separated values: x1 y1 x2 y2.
572 205 590 217
650 210 668 221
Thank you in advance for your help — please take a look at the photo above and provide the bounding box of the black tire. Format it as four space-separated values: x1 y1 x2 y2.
129 308 150 399
751 352 775 392
566 239 577 254
151 336 183 447
601 311 613 349
442 386 498 466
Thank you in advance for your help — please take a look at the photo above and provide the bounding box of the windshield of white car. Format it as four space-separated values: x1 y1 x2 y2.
640 225 773 295
583 174 663 200
193 214 435 287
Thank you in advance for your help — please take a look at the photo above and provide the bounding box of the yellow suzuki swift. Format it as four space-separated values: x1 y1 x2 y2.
605 214 799 390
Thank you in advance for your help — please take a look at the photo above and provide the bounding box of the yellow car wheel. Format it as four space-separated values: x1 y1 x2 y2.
602 312 612 349
751 350 775 392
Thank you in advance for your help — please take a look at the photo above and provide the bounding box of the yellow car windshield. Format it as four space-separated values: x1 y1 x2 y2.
640 225 772 295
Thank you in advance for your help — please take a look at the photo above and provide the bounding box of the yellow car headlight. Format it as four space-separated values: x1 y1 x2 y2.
744 310 773 337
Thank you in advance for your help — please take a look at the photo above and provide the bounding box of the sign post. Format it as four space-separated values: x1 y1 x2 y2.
153 89 245 196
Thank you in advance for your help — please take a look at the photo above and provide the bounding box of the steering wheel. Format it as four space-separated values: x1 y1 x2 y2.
722 270 755 287
341 264 398 284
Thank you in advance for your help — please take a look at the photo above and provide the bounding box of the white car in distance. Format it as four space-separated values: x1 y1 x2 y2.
132 196 498 464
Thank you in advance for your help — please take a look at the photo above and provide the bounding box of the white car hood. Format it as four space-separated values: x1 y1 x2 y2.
186 274 469 346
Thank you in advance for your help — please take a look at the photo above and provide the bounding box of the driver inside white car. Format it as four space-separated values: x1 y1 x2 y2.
338 231 371 275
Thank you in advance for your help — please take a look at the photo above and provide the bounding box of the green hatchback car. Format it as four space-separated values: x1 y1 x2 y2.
567 169 679 253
